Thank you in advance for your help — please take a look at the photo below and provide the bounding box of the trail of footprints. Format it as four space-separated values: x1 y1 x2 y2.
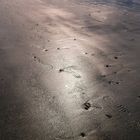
32 42 138 139
82 95 130 115
79 95 131 139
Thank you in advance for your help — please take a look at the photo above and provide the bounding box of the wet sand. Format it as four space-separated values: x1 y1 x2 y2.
0 0 140 139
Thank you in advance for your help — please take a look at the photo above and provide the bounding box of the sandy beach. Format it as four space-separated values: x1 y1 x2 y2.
0 0 140 139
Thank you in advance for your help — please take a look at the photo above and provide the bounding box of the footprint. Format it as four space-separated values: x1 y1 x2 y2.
92 104 102 110
108 80 120 85
44 49 48 52
33 55 41 63
105 64 111 68
82 92 86 95
128 120 140 130
83 102 91 110
80 132 86 137
102 134 111 140
114 56 118 59
103 96 130 112
102 96 131 116
116 105 130 114
91 53 95 56
82 97 103 111
59 69 64 73
127 69 132 72
102 96 113 103
108 81 113 85
105 114 112 119
101 75 106 78
115 82 120 85
58 66 81 79
73 73 81 79
32 55 53 69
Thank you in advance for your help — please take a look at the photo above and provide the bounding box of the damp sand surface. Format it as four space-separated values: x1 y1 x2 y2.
0 0 140 140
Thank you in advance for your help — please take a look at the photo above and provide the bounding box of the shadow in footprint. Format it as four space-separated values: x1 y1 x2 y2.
105 114 113 119
105 64 111 68
114 56 118 59
80 132 86 137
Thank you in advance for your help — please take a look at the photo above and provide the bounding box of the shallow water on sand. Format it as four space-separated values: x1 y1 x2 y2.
75 0 140 11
